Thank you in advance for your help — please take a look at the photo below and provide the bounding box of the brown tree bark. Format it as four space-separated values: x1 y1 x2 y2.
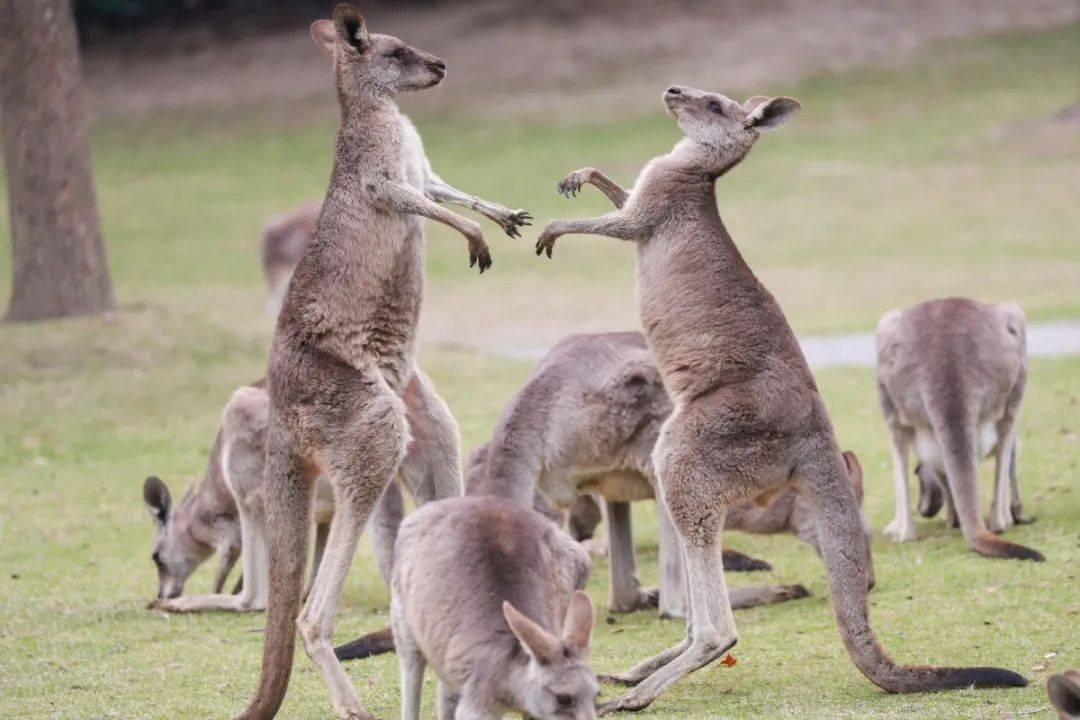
0 0 114 322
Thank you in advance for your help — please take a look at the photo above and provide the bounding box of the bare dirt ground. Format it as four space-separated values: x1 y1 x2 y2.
82 0 1079 121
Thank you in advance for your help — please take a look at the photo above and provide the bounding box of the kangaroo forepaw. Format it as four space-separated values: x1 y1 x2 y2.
988 508 1014 534
468 237 492 273
558 170 589 198
498 209 532 238
1012 505 1036 525
535 229 557 258
610 587 660 614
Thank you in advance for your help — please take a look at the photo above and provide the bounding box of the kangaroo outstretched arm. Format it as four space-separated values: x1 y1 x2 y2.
557 167 629 209
366 179 492 272
535 211 645 258
424 171 532 238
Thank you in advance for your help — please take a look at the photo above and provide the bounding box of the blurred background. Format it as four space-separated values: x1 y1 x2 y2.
1 2 1078 718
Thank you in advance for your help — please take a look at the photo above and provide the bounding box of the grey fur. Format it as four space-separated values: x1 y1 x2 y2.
876 298 1042 560
142 449 241 601
1049 670 1080 720
236 6 526 719
535 85 1026 711
465 331 833 617
147 383 333 613
262 200 321 317
391 495 597 720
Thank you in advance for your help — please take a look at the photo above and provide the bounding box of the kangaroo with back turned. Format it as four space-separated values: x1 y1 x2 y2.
236 6 529 719
535 85 1027 713
875 298 1042 560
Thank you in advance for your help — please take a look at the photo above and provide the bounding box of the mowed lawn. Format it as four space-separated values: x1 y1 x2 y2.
1 23 1078 720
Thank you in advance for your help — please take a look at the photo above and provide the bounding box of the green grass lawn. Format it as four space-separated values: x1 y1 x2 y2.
1 23 1078 720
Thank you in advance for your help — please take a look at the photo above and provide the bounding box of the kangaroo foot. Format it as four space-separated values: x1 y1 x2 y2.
884 518 917 542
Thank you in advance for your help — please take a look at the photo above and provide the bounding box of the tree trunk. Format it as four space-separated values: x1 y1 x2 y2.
0 0 114 322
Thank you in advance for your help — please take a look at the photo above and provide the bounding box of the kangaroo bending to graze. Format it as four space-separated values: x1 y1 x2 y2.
145 383 333 613
464 331 842 617
391 495 598 720
875 298 1043 561
535 85 1027 712
145 377 448 616
237 7 527 719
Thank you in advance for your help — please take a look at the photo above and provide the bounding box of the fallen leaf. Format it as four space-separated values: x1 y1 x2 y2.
721 653 737 667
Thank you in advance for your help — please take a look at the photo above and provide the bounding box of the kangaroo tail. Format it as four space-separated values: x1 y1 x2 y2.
334 627 396 661
806 449 1028 693
928 404 1044 562
234 426 312 720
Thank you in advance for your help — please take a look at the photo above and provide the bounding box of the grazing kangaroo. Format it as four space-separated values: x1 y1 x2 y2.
1050 671 1080 720
146 376 451 615
146 384 334 613
237 7 527 718
464 331 841 617
143 458 242 602
391 495 598 720
876 298 1043 560
535 85 1027 712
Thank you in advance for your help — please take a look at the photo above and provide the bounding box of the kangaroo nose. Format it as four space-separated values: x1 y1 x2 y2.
430 59 446 71
666 86 681 95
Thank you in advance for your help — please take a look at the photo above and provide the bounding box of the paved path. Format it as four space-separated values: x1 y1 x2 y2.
496 320 1080 368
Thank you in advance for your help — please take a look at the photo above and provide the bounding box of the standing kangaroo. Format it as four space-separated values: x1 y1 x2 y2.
391 495 598 720
237 7 527 719
876 298 1042 560
534 85 1027 712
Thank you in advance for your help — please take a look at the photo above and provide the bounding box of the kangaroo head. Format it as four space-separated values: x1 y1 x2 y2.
503 591 598 720
143 476 210 599
663 86 800 175
310 5 446 104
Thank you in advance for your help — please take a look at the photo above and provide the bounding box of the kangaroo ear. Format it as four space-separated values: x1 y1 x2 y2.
310 19 338 57
561 591 594 653
1047 671 1080 718
745 96 801 131
842 450 864 504
143 475 172 526
503 601 561 664
742 95 770 114
333 4 370 52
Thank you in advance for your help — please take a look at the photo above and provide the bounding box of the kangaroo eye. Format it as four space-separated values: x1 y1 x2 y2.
708 101 724 115
388 47 408 60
